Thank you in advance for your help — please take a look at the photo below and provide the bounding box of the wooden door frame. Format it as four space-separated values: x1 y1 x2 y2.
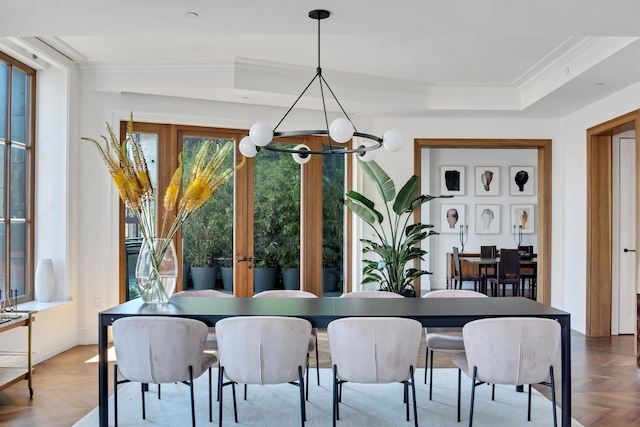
586 110 640 336
413 138 552 305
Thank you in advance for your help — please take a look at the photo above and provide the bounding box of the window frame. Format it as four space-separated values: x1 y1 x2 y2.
0 51 36 304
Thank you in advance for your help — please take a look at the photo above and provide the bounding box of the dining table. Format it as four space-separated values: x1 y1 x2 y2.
98 295 571 426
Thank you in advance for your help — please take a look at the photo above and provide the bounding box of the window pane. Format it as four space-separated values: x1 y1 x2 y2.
0 143 5 218
0 224 4 296
124 133 158 239
123 132 157 301
10 222 25 297
10 145 25 218
10 69 29 145
322 154 346 296
253 146 301 293
0 62 6 140
181 137 234 293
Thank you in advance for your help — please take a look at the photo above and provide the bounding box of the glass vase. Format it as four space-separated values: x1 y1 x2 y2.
135 238 178 304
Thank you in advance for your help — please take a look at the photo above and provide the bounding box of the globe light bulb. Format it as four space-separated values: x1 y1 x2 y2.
382 129 404 152
329 118 354 143
239 136 258 157
292 144 312 164
357 142 378 162
249 122 273 147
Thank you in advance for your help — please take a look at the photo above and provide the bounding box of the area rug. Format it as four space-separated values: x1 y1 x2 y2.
75 368 582 426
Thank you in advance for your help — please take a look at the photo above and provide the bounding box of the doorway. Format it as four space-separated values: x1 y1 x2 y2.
612 134 637 334
586 110 640 337
413 138 552 305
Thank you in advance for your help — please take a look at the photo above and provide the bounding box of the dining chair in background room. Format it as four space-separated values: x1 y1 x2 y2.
421 290 488 416
215 316 311 427
252 289 321 397
112 316 217 427
328 317 422 427
173 289 234 352
479 245 497 287
340 290 405 298
452 247 484 293
452 317 560 427
486 248 520 297
517 245 537 299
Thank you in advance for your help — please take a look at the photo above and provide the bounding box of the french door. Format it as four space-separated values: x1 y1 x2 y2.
120 122 349 301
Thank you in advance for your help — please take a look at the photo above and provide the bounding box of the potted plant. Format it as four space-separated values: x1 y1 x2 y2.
322 248 339 293
253 240 279 293
182 211 218 290
343 159 444 296
277 239 301 290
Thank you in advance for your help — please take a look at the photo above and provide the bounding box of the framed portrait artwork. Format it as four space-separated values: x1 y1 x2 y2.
475 204 500 234
510 166 535 196
440 166 465 196
440 204 466 234
510 204 535 234
475 166 500 196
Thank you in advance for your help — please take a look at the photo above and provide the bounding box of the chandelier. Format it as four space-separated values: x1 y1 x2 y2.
238 9 404 164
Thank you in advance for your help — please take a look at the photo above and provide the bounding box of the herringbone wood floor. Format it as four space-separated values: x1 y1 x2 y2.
0 330 638 426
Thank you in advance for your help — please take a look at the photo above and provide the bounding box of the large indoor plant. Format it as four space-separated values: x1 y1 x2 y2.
343 160 443 296
83 114 241 303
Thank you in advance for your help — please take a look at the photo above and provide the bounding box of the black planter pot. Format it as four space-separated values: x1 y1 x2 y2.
191 266 217 290
221 266 233 292
282 267 300 290
254 267 278 294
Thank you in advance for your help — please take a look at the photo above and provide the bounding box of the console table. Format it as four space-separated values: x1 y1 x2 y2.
0 310 35 397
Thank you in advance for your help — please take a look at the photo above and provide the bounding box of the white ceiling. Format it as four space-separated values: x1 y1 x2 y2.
4 0 640 118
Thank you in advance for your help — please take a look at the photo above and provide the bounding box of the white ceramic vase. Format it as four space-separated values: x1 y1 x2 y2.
35 258 55 302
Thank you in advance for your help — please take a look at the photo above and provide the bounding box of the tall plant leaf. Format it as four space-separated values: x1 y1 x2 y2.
343 198 378 226
358 160 395 202
393 175 419 214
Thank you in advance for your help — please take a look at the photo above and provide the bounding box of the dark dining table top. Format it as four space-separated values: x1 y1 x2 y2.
100 295 565 328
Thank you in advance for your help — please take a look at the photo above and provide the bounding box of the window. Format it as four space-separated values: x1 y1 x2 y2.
0 52 35 303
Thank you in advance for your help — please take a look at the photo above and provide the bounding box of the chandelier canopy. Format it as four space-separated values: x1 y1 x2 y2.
238 9 404 164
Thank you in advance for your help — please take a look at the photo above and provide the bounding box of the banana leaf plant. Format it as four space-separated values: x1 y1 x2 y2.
343 160 447 296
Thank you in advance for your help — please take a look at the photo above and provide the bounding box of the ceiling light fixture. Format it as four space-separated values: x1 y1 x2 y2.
238 9 404 164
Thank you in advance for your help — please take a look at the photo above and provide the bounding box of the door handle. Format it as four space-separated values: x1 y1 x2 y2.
236 257 254 262
623 248 636 253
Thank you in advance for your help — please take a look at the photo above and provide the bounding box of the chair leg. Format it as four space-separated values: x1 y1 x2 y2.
491 383 495 400
332 365 338 427
457 368 461 423
298 366 306 426
218 366 224 426
232 383 238 423
114 364 119 427
244 384 247 400
410 366 418 427
528 384 532 421
315 334 320 386
188 366 196 427
141 383 146 420
550 366 558 427
469 367 477 427
429 349 434 400
424 344 428 384
158 383 161 399
208 367 213 423
306 354 310 401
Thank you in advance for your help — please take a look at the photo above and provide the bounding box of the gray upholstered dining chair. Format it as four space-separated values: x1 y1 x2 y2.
215 316 311 426
327 317 422 427
112 316 217 427
422 289 487 412
173 289 234 351
340 290 405 298
452 317 560 427
252 289 320 397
